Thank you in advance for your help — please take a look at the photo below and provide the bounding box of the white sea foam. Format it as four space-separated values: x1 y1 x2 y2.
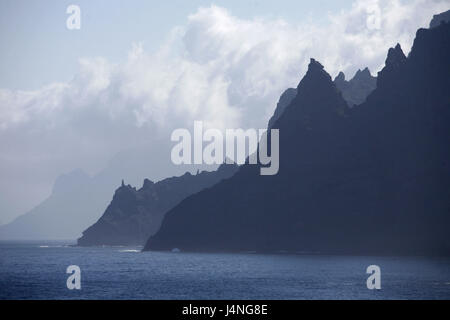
38 245 67 248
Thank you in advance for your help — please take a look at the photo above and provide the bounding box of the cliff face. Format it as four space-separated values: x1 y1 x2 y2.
144 22 450 255
77 164 238 246
334 67 377 107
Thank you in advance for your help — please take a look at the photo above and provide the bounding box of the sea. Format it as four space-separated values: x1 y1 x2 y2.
0 241 449 300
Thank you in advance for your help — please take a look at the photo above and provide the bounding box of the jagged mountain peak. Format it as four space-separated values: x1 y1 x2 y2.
385 43 406 68
302 58 330 83
309 58 324 69
296 58 333 94
376 43 407 89
271 58 349 136
334 71 346 82
353 67 372 80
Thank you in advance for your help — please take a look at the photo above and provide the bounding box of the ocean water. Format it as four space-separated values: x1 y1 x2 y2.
0 241 449 300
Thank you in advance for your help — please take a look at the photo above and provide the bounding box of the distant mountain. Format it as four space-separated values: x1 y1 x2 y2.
0 169 115 240
430 9 450 28
334 68 377 107
144 21 450 255
77 164 238 246
0 141 212 240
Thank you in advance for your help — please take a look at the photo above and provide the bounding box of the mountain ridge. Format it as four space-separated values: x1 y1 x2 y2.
77 164 238 246
144 22 450 255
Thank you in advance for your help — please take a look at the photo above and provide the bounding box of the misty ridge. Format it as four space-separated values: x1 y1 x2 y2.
0 9 449 257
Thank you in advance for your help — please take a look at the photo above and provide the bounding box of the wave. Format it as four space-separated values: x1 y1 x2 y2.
38 245 70 248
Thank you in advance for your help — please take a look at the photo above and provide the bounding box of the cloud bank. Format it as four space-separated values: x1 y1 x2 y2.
0 0 448 223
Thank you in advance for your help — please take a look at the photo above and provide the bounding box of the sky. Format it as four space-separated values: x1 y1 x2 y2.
0 0 355 90
0 0 449 224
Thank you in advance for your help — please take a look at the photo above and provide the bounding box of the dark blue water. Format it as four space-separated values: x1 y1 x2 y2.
0 241 449 299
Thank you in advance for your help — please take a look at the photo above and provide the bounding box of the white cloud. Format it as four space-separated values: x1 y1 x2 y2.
0 0 448 222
